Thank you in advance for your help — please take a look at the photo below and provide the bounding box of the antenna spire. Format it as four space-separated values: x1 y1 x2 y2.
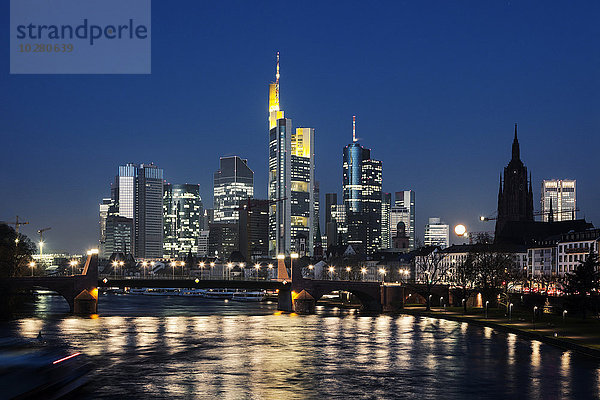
276 52 280 85
352 115 357 142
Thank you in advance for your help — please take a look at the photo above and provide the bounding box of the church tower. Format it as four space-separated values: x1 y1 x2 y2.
495 124 534 238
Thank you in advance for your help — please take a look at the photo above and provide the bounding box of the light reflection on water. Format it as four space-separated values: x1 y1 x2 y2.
4 295 600 399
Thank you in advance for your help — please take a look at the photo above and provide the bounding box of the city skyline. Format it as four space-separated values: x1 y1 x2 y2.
1 2 599 253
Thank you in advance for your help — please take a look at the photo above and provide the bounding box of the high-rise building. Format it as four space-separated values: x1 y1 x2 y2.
393 190 416 250
291 127 315 255
541 179 576 222
342 116 382 255
99 197 114 258
313 181 321 249
495 124 534 239
111 163 164 258
208 223 238 259
197 230 209 257
104 215 133 257
424 217 449 248
381 192 391 249
325 193 337 226
213 156 254 223
163 183 203 258
267 53 316 256
239 199 270 261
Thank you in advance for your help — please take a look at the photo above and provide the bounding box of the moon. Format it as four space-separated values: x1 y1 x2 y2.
454 224 467 236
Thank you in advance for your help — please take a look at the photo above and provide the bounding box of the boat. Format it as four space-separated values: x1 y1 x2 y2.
179 289 206 297
142 288 181 296
0 337 92 399
231 291 266 302
129 288 148 295
201 288 238 299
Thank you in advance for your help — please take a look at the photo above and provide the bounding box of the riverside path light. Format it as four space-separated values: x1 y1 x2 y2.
361 267 367 281
268 264 274 280
199 262 205 278
29 261 35 276
119 261 124 277
509 303 513 320
485 301 489 318
227 262 233 279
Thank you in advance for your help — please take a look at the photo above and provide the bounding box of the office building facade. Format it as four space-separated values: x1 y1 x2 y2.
213 156 254 223
163 183 203 258
109 163 164 258
541 179 576 222
342 117 382 255
424 217 450 248
381 192 391 249
393 190 416 250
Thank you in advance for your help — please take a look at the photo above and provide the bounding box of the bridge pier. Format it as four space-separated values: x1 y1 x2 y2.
277 285 293 312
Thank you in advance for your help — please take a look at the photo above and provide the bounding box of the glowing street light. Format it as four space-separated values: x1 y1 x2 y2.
378 268 386 282
29 261 35 276
112 261 118 278
227 262 233 279
69 260 78 275
328 266 335 279
254 263 260 280
171 261 176 279
142 261 148 278
361 267 367 281
346 266 351 280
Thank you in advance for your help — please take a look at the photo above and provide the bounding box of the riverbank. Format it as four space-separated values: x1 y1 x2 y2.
401 306 600 359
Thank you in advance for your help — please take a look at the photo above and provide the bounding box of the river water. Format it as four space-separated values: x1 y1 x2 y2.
3 294 600 399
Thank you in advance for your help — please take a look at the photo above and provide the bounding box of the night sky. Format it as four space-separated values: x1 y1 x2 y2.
1 1 599 253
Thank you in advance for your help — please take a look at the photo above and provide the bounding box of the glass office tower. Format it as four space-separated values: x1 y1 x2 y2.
541 179 576 222
163 183 203 258
213 156 254 223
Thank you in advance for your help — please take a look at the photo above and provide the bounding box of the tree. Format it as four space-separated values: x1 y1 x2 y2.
471 244 514 307
412 247 450 311
0 224 36 278
454 252 477 312
564 249 600 319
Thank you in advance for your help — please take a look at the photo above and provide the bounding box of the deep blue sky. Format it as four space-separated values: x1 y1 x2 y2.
1 1 599 253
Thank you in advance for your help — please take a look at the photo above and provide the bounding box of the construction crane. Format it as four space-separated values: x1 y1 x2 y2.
37 227 51 256
480 208 580 222
0 216 29 245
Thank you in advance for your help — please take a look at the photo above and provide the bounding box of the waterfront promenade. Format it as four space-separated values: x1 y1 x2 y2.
401 306 600 358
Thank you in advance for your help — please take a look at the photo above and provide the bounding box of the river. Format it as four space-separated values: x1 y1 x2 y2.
2 294 600 399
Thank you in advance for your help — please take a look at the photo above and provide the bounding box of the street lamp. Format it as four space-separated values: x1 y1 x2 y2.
171 261 176 279
533 306 538 329
378 268 386 282
509 303 513 320
361 267 367 281
29 261 35 276
440 297 444 308
485 300 489 318
227 262 233 279
268 264 274 280
254 263 260 280
563 309 568 322
329 266 335 280
119 261 124 277
70 260 78 275
199 262 205 278
112 261 118 278
142 261 148 278
346 266 351 280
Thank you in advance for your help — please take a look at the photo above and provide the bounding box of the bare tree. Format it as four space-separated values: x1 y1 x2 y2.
471 245 514 307
454 252 477 312
412 247 450 311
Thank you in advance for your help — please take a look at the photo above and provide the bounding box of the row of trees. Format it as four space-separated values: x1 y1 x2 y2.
414 244 600 315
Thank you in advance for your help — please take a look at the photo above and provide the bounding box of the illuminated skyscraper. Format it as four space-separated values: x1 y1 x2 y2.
342 117 382 255
163 183 203 258
541 179 576 222
424 217 449 248
381 192 391 249
111 163 164 258
268 53 316 256
213 156 254 223
291 127 315 255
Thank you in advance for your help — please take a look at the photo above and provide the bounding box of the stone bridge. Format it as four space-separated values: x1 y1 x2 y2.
0 252 99 313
